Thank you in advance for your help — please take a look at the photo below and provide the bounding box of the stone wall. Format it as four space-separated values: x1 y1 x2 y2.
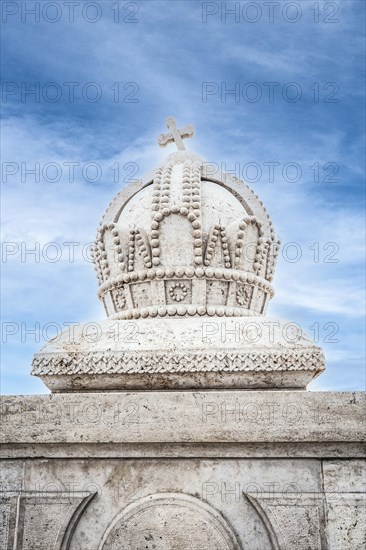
1 391 365 549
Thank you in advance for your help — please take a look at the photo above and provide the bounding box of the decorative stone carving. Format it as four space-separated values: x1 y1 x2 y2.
168 281 189 302
99 493 241 550
31 317 324 391
235 284 252 307
4 117 364 550
158 117 195 150
114 287 126 310
31 118 325 391
93 153 279 318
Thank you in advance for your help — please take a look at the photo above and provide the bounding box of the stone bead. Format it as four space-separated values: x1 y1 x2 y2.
140 308 149 320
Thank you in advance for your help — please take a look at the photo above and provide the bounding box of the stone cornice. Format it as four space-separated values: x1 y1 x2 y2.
31 348 325 376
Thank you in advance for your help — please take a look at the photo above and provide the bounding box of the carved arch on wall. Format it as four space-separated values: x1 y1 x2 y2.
98 492 243 550
244 493 280 550
57 492 96 550
0 491 96 550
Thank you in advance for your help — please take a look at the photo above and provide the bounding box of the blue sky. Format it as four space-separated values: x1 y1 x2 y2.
1 0 365 394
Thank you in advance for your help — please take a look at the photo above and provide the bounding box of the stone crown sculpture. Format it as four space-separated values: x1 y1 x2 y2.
93 150 279 320
32 118 325 391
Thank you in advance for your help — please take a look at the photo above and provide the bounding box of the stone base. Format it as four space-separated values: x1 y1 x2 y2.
31 317 325 391
1 391 365 549
39 369 318 392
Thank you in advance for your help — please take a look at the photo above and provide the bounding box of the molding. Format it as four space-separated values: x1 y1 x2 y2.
31 348 325 376
98 268 275 298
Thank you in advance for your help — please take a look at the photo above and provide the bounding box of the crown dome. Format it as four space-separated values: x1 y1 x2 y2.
93 150 281 320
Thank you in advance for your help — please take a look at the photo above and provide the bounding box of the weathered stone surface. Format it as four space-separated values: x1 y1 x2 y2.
2 391 364 448
31 317 324 391
100 493 241 549
1 451 365 549
322 460 366 549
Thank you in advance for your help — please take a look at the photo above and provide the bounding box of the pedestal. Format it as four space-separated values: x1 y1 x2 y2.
1 391 365 549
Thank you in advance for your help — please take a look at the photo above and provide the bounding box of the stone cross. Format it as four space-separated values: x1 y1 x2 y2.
158 117 195 151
